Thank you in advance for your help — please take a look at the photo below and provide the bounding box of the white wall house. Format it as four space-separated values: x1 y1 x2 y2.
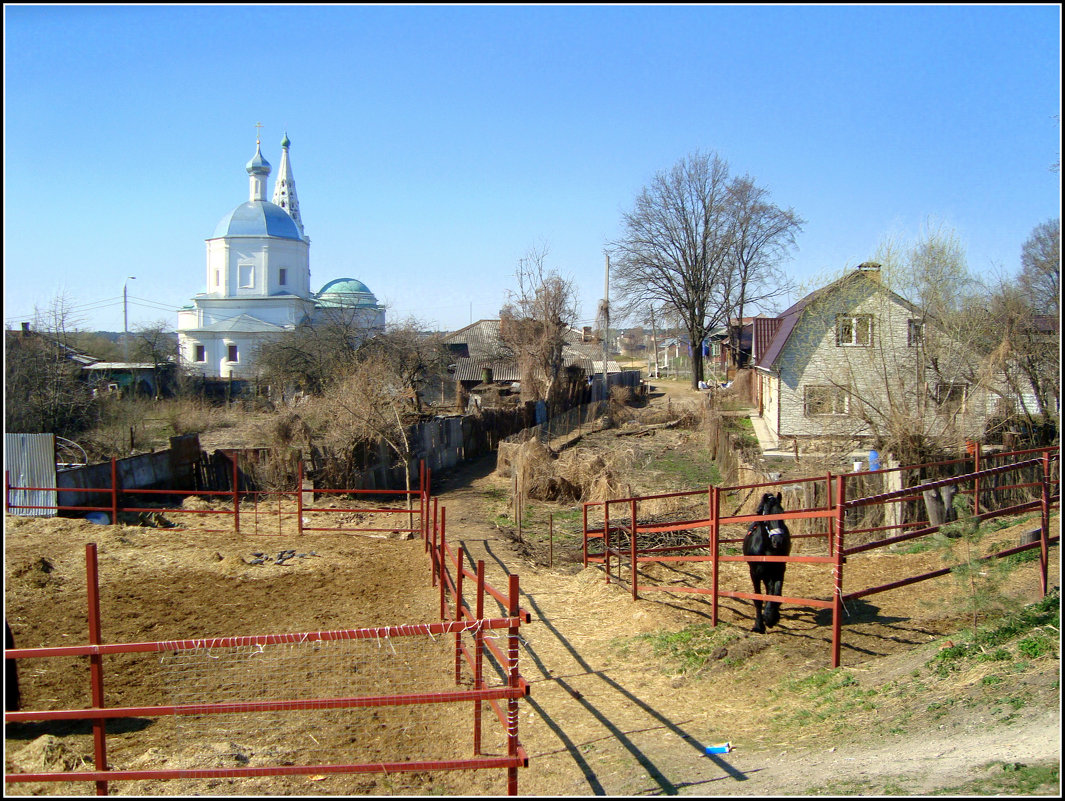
177 134 384 379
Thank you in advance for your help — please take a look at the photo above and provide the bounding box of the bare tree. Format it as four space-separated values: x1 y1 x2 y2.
978 283 1059 429
255 304 373 397
610 151 803 387
130 319 177 398
1018 217 1060 318
314 349 422 501
969 219 1061 435
725 175 804 366
5 294 98 436
358 318 449 412
499 242 580 408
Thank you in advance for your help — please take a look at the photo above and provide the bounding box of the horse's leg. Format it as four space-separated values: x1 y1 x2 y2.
750 570 765 633
764 571 784 628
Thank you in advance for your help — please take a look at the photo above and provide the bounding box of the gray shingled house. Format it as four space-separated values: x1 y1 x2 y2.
752 263 995 452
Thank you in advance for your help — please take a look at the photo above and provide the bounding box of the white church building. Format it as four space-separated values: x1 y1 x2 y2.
177 133 384 379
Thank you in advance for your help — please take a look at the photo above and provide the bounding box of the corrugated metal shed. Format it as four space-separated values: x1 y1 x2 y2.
4 433 57 517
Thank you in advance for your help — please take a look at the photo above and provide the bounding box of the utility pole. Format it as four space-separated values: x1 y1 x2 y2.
649 305 659 379
601 254 610 401
123 276 137 363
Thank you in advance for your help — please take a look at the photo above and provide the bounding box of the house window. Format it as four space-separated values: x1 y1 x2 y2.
836 314 873 347
908 319 924 347
238 264 254 288
227 344 238 362
804 385 850 416
279 268 287 286
934 382 968 411
193 344 205 362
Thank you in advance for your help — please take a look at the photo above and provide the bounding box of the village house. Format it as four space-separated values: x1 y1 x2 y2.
751 263 997 453
443 319 623 411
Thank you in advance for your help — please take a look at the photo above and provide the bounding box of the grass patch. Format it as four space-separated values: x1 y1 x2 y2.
929 760 1059 795
929 589 1059 676
806 761 1058 796
893 532 949 555
769 668 879 733
644 449 721 488
624 623 739 675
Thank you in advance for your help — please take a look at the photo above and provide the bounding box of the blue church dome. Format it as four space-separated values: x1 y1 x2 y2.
211 200 303 240
316 278 379 308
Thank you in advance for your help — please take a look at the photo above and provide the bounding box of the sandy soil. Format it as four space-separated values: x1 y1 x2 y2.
5 382 1061 796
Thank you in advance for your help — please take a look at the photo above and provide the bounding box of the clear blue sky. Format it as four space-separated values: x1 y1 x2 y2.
4 4 1060 336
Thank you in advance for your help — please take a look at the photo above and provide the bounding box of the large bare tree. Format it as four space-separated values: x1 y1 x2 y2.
973 219 1060 433
1018 217 1060 318
499 242 580 408
724 175 803 366
610 151 803 387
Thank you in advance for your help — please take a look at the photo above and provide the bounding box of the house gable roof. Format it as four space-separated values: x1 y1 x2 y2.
756 267 924 371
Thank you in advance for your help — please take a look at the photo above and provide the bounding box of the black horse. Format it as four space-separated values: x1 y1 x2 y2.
743 492 792 633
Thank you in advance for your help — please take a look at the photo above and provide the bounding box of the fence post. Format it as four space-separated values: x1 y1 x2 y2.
582 504 588 568
431 501 439 585
825 472 833 556
296 460 304 537
454 547 465 683
710 485 720 627
973 442 982 515
232 454 240 534
604 501 611 585
439 508 447 620
1040 453 1051 597
85 544 109 795
832 476 847 668
506 573 521 796
630 499 638 601
111 458 119 526
420 461 428 544
474 560 486 756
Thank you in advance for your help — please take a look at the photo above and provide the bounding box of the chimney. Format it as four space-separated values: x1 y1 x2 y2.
582 326 593 342
857 262 881 282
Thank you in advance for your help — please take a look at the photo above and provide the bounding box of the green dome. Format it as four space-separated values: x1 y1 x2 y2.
316 278 379 308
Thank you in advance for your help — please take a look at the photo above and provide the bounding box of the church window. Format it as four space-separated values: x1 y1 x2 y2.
239 264 254 289
227 344 238 362
194 344 205 362
214 270 221 288
279 268 287 286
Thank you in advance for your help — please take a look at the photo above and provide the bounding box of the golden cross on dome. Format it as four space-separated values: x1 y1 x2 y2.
255 121 263 143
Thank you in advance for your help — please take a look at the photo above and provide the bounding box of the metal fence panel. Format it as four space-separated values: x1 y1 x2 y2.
4 433 57 517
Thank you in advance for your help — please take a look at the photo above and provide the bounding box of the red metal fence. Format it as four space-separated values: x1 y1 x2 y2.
6 458 431 539
5 476 530 795
583 447 1060 667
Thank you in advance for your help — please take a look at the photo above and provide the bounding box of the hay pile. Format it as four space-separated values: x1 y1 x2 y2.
499 438 632 504
9 734 89 774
